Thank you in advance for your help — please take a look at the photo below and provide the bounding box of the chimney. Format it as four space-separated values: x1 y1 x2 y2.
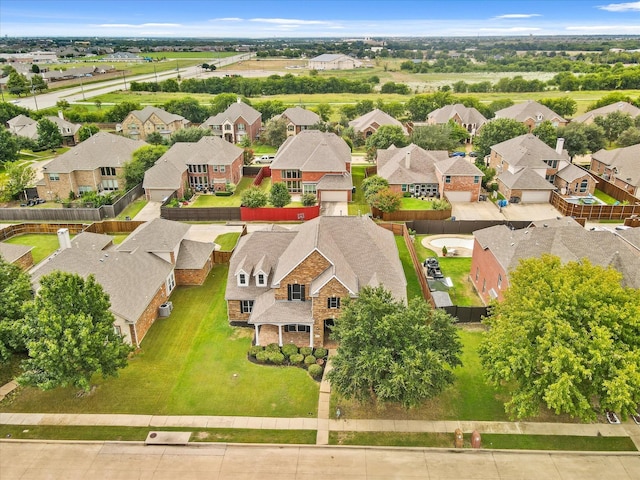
405 151 411 169
58 110 64 120
236 97 241 103
555 137 565 155
57 228 71 250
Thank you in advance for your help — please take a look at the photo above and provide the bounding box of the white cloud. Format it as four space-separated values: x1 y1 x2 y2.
213 18 243 22
598 1 640 11
249 18 336 26
97 23 182 28
494 14 542 19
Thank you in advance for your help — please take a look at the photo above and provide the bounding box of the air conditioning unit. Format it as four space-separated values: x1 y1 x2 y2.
158 303 172 317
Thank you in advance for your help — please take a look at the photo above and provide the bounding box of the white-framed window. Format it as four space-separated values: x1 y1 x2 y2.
166 271 176 293
114 325 122 336
49 173 60 181
237 123 246 131
497 274 502 289
401 184 408 192
327 297 340 309
546 174 556 183
78 186 92 194
284 324 310 333
303 184 317 194
579 179 588 193
219 165 225 173
287 125 295 131
100 167 116 176
224 124 232 131
240 300 254 314
238 273 248 286
474 176 481 184
102 179 118 191
256 273 266 286
445 176 451 184
288 283 305 301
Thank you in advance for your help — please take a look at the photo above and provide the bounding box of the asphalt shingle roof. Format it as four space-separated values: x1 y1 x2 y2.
349 109 407 134
572 102 640 123
280 106 321 126
591 144 640 188
494 100 566 123
271 130 350 172
204 102 261 126
427 104 487 127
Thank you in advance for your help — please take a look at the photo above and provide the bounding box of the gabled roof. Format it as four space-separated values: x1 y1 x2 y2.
572 102 640 124
271 130 350 172
128 106 189 126
428 104 488 127
7 115 81 140
495 100 566 123
0 243 33 264
436 156 484 176
591 144 640 188
279 106 320 126
204 101 261 126
175 239 215 270
7 114 35 129
43 132 146 173
117 218 190 254
377 144 447 185
249 291 314 326
310 54 355 62
556 163 594 183
498 168 557 190
349 109 407 134
316 173 353 190
491 133 567 168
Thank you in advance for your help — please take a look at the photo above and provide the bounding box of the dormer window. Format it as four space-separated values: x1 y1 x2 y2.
327 297 340 309
256 273 266 286
238 273 248 286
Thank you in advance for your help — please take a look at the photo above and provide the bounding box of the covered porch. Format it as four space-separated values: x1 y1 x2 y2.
252 323 314 348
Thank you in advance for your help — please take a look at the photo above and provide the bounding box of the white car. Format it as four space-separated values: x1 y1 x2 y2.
255 155 274 164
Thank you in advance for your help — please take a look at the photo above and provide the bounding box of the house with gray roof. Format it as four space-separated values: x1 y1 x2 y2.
30 219 214 346
201 99 261 143
590 144 640 196
7 114 81 146
226 216 406 347
270 130 353 202
308 54 362 70
277 106 321 137
494 100 567 132
143 135 244 201
572 102 640 124
0 243 34 270
349 109 408 138
427 104 488 143
470 218 640 304
35 132 146 201
376 144 484 202
121 106 190 141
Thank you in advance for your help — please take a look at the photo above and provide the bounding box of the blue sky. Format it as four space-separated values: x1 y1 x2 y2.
1 0 640 38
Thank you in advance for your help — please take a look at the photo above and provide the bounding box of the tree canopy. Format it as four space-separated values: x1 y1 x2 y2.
0 127 19 165
1 161 35 201
479 255 640 421
474 118 528 158
20 272 132 391
410 124 467 151
36 118 63 150
269 182 291 208
328 286 462 408
122 144 168 190
261 118 288 148
365 125 408 158
594 111 634 144
241 185 268 208
0 256 33 362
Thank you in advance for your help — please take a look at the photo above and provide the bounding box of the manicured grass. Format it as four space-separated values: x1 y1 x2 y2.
214 232 241 251
592 189 618 205
0 353 25 386
2 265 320 417
250 144 278 154
348 165 371 216
401 197 438 210
108 234 129 245
394 235 423 301
3 234 62 264
0 425 317 444
116 197 148 220
187 177 271 207
144 52 239 59
330 431 636 451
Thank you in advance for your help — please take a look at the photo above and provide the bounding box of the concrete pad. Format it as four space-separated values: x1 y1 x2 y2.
364 448 428 477
206 416 236 429
133 201 161 221
155 452 224 471
321 202 348 216
219 446 300 475
492 452 562 479
551 454 633 480
316 430 329 445
145 431 191 445
296 447 368 475
260 417 277 429
244 417 263 429
425 451 501 479
274 418 290 430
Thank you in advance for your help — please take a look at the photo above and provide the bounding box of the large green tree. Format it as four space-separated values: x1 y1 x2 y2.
328 286 462 408
163 97 210 123
616 127 640 147
6 71 29 96
20 272 132 391
261 118 288 148
0 256 33 362
269 182 291 207
0 126 19 164
241 186 268 208
557 123 606 160
539 97 577 118
479 255 640 421
410 124 465 151
122 144 168 190
532 120 558 148
1 161 35 201
594 111 634 144
365 125 408 160
36 118 63 150
361 175 389 202
104 101 141 123
78 124 100 142
168 126 212 145
474 118 528 159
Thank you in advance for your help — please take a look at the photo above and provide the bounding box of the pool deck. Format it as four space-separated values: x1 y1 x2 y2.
422 234 474 258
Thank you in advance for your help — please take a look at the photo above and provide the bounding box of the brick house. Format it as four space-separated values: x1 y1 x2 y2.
121 106 190 141
35 132 146 201
7 114 82 146
572 102 640 124
270 130 353 202
0 243 34 270
30 219 214 347
376 144 484 202
494 100 567 132
590 144 640 196
470 218 640 304
278 106 321 137
427 104 487 143
349 109 408 138
143 136 244 201
225 216 407 348
201 100 262 143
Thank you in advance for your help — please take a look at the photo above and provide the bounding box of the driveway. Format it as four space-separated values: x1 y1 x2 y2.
133 201 162 221
322 202 348 216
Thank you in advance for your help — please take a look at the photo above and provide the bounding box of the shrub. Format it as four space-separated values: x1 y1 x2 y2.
314 348 327 358
249 345 263 357
300 346 313 356
304 355 317 366
289 353 304 365
268 351 285 365
226 183 236 193
215 191 233 196
301 193 317 207
265 343 281 352
241 186 268 208
308 364 323 379
255 350 269 363
281 344 299 357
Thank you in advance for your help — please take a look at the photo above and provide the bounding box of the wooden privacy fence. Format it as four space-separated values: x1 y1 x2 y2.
373 207 452 221
84 220 146 234
550 192 640 220
0 223 87 241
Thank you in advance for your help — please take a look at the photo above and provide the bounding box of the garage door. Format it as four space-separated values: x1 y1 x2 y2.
147 189 175 202
444 191 472 202
320 190 348 202
520 190 551 203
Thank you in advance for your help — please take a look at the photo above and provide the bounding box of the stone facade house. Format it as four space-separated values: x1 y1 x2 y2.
349 109 408 138
0 243 34 270
121 106 190 141
270 130 353 202
143 136 244 201
572 102 640 124
427 104 488 143
277 107 321 137
590 144 640 196
470 218 640 304
308 54 362 70
225 216 407 348
494 100 567 132
7 114 81 146
30 219 214 347
376 144 484 202
35 132 146 201
201 100 262 143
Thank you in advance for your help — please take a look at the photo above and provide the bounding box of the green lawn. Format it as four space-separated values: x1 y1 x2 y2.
108 234 129 245
116 197 148 220
348 165 371 216
3 234 62 264
187 177 271 207
592 189 618 205
394 235 423 301
401 197 437 210
214 232 241 251
2 265 320 417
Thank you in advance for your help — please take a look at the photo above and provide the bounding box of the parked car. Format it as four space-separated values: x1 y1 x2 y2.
615 225 632 231
255 155 275 164
469 151 478 157
450 151 466 157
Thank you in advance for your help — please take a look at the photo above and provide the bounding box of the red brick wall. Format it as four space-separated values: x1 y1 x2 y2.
132 283 168 347
175 260 212 285
13 251 34 270
440 176 481 202
311 278 350 347
274 251 331 301
469 238 508 304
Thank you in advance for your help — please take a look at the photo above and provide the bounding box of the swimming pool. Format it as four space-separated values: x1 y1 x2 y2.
429 237 475 250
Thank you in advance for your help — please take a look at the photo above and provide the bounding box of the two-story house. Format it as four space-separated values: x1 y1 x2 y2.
121 106 190 141
572 102 640 124
349 109 408 138
270 130 353 202
201 100 262 143
277 106 321 137
427 104 488 143
494 100 567 132
590 144 640 196
225 216 407 348
7 114 82 146
143 136 244 201
35 132 146 200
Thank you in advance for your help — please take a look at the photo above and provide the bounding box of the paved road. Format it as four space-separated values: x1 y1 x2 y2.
1 441 638 479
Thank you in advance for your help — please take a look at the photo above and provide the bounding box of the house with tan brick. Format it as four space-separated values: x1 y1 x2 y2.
0 243 34 270
277 106 321 137
30 219 214 347
376 144 484 202
494 100 567 132
7 114 82 146
270 130 353 202
225 216 407 348
35 132 146 201
349 109 408 138
121 106 190 141
470 218 640 304
427 104 487 143
590 144 640 196
201 100 261 143
143 135 244 202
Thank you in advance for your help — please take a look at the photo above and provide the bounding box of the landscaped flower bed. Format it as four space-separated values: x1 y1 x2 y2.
248 343 328 380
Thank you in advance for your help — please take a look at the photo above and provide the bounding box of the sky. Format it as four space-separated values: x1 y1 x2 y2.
1 0 640 38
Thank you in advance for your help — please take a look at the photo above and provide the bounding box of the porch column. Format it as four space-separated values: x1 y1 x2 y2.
309 324 313 348
254 325 260 346
278 325 283 346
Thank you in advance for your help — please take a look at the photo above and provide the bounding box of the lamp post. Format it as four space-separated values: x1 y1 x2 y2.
122 71 127 90
30 80 39 111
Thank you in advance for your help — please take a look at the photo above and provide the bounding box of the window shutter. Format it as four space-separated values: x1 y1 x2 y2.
287 284 292 301
301 285 306 301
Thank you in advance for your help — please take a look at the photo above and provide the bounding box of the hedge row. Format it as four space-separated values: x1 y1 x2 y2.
248 343 328 379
